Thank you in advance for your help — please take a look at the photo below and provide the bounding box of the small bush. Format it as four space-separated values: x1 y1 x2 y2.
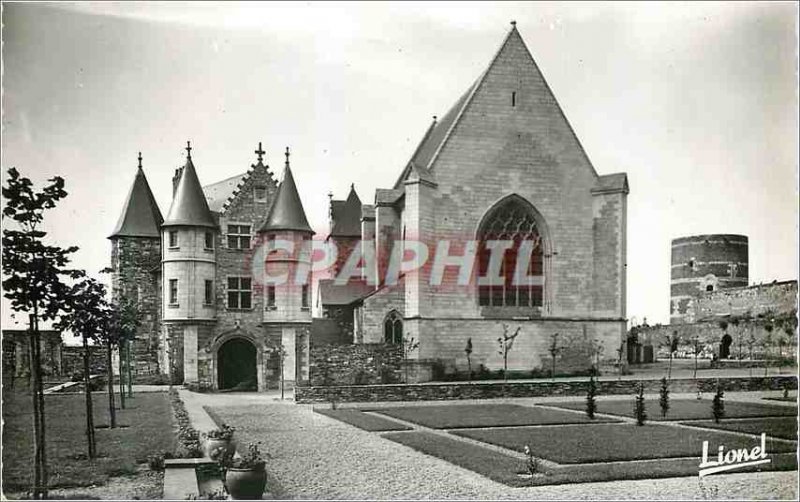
634 383 647 426
147 450 174 471
586 375 597 419
712 386 725 423
523 444 539 475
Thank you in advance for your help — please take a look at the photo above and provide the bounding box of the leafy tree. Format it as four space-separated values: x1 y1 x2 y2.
57 276 110 457
712 385 725 423
659 377 670 418
2 168 82 498
464 338 473 382
634 382 647 426
497 324 521 383
586 374 597 419
663 331 680 380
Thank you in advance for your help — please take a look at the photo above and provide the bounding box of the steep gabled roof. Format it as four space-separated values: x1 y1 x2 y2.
163 148 216 228
317 279 374 306
394 23 600 189
329 185 362 238
109 159 163 239
204 172 247 213
260 151 313 234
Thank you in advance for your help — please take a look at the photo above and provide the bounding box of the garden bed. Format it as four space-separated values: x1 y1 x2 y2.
451 423 797 463
549 398 797 421
314 409 411 432
681 416 799 440
369 404 619 429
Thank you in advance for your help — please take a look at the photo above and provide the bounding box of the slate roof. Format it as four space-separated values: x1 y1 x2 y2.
203 172 247 213
317 279 374 306
109 165 164 239
260 160 313 234
329 185 362 238
592 173 629 194
164 155 216 228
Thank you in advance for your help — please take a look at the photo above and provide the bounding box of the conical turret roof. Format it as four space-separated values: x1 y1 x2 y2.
260 148 313 234
109 154 164 239
330 184 362 238
163 143 216 228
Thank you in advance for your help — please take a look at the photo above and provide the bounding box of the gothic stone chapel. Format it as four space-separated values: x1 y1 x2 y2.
108 23 628 391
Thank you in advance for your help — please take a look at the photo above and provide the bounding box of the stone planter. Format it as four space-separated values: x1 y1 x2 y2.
225 464 267 500
203 437 234 460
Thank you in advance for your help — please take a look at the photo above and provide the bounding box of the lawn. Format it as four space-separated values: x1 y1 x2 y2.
452 422 797 463
548 398 797 421
314 409 412 432
369 404 618 429
384 430 798 487
682 416 799 441
2 385 176 493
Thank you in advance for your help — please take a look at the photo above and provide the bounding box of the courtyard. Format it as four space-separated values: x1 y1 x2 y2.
200 389 798 499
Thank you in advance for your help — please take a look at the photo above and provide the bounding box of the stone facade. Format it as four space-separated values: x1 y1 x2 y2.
693 280 797 322
2 330 63 377
308 343 403 386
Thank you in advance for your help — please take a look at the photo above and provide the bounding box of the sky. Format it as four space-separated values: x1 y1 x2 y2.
1 1 798 332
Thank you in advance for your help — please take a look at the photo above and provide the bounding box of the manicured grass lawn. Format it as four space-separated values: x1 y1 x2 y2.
2 386 176 492
314 409 412 432
452 423 797 463
369 404 618 429
384 430 798 487
382 431 529 487
549 398 797 421
682 416 799 441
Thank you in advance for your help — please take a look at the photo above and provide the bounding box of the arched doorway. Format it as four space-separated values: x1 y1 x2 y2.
217 338 257 391
720 334 733 359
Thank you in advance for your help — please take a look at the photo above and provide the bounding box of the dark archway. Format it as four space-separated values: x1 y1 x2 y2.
217 338 257 391
720 334 733 359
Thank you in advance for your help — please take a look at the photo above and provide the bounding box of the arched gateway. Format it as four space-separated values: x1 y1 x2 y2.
217 338 257 391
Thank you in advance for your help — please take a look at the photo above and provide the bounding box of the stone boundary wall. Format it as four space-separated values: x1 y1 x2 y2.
295 375 797 404
308 343 403 386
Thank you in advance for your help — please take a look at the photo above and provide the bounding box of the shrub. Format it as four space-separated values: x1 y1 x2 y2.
523 444 539 475
659 377 670 418
147 450 174 471
586 375 597 419
712 386 725 423
634 383 647 426
204 423 235 441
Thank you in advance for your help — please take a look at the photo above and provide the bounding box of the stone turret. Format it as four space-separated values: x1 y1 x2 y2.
108 153 164 375
260 147 314 387
161 142 217 385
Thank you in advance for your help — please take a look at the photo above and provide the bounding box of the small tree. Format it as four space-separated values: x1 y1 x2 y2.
659 377 670 418
712 385 725 423
590 338 604 376
3 168 82 499
497 324 521 383
616 340 625 380
464 338 473 382
746 326 756 377
402 336 420 383
634 382 647 426
691 336 702 380
663 331 679 381
547 332 561 382
586 374 597 419
730 317 742 362
718 320 729 360
274 343 287 400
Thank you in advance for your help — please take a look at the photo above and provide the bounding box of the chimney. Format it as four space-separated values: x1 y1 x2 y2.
172 167 184 197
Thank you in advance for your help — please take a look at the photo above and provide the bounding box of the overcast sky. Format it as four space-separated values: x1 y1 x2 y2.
2 1 797 333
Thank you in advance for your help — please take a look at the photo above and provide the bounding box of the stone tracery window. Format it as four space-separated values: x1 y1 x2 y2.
477 197 544 308
384 311 403 344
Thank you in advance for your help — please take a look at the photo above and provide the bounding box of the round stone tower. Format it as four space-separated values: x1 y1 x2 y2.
670 234 748 324
162 142 217 385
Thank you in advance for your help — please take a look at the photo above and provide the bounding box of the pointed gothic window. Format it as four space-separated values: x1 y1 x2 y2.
384 311 403 344
477 197 544 308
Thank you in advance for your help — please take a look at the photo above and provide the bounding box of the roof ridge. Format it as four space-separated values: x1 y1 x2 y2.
424 24 518 172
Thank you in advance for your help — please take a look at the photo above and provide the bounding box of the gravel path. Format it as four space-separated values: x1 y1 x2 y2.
204 393 798 500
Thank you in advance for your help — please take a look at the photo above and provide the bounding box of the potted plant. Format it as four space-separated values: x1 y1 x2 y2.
203 423 235 460
221 442 267 500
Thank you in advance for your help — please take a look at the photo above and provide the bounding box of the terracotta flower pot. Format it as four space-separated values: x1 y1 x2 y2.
225 464 267 500
203 437 234 460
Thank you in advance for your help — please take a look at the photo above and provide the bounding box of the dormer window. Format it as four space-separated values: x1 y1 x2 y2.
254 186 267 203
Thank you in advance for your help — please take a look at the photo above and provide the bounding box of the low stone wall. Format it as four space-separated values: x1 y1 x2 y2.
308 343 403 386
294 375 798 404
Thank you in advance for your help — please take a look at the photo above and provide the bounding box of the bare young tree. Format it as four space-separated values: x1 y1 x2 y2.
547 332 560 382
497 324 521 383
